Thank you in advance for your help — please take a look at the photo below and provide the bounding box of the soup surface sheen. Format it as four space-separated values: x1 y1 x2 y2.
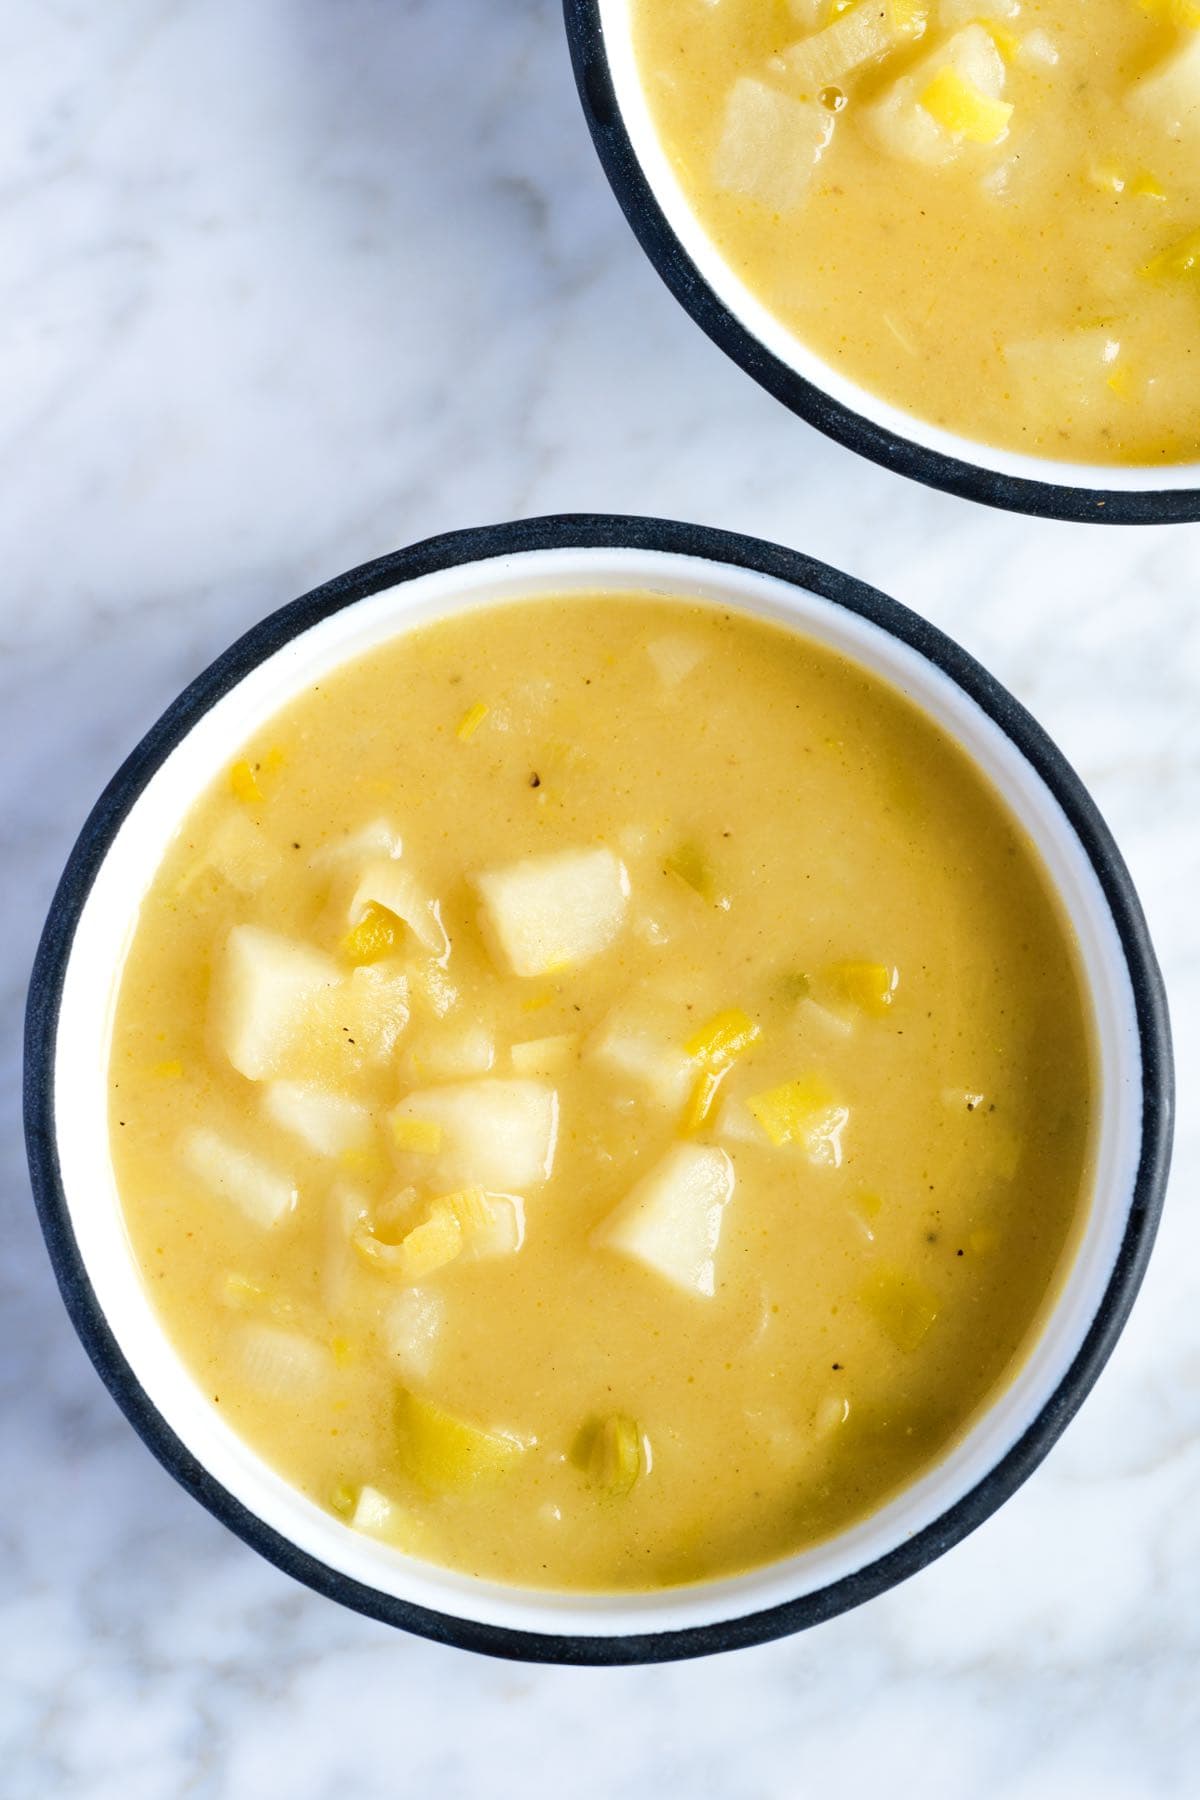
631 0 1200 465
110 595 1093 1591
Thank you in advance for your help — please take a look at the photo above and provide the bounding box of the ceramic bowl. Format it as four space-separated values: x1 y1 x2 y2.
25 515 1173 1664
563 1 1200 525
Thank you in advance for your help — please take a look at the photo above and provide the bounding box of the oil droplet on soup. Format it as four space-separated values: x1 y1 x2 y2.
630 0 1200 466
110 596 1093 1591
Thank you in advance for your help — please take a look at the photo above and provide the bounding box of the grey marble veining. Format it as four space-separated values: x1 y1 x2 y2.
1 2 1197 1795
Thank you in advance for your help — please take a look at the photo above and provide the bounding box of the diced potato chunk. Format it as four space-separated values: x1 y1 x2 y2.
798 996 855 1040
939 0 1016 21
196 811 282 895
1004 329 1124 410
646 634 706 689
860 1267 940 1351
262 1081 372 1158
745 1076 850 1165
322 1182 365 1315
473 847 629 977
777 2 924 94
712 78 834 213
384 1287 444 1381
183 1126 297 1228
402 1021 495 1083
593 1144 735 1298
309 818 402 866
864 24 1007 165
511 1032 578 1077
395 1389 525 1492
1021 27 1059 67
349 1484 397 1534
213 925 340 1081
589 1005 697 1107
236 1323 329 1396
326 963 411 1068
389 1079 558 1189
1129 32 1200 139
348 859 449 960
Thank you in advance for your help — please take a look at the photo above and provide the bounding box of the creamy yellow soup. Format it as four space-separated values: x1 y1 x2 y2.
632 0 1200 465
110 596 1093 1591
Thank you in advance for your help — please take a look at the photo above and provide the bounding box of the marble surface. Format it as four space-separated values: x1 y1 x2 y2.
2 1 1198 1793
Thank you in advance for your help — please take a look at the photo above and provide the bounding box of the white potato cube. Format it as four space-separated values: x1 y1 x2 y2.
1003 329 1122 411
511 1033 578 1077
183 1126 297 1228
1128 33 1200 139
390 1079 559 1189
384 1287 444 1381
235 1323 330 1397
198 811 282 895
402 1021 495 1083
863 24 1006 166
1021 28 1059 67
348 858 449 959
797 996 855 1041
646 633 706 690
940 0 1016 21
473 847 629 977
262 1081 372 1158
310 817 402 866
589 1005 697 1107
593 1144 735 1298
322 1182 367 1315
350 1485 399 1535
713 78 834 213
406 959 459 1019
333 963 412 1064
214 925 340 1081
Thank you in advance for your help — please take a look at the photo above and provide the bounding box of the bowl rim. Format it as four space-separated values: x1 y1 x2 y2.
563 0 1200 527
24 513 1173 1665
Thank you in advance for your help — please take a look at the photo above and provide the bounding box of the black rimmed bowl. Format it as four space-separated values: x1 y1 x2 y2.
564 1 1200 525
25 515 1172 1664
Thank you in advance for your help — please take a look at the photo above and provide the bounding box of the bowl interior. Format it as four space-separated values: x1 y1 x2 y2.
51 543 1142 1640
594 0 1200 500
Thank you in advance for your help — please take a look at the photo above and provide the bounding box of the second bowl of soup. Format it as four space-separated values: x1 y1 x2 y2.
26 516 1171 1661
566 1 1200 521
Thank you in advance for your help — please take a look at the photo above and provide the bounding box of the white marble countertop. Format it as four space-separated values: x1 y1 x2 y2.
2 1 1198 1794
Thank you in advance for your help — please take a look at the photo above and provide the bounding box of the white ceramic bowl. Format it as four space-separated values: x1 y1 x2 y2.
24 517 1172 1663
564 2 1200 526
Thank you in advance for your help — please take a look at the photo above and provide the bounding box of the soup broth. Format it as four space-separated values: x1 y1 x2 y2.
631 0 1200 465
110 595 1093 1590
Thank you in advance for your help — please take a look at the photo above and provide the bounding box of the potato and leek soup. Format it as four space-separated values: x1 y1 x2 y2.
631 0 1200 465
109 595 1093 1591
